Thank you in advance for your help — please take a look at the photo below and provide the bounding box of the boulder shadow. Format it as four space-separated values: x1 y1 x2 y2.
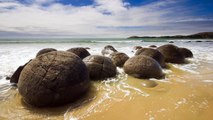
20 84 97 117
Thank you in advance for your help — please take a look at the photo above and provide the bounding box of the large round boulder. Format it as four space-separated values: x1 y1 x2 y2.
36 48 57 57
67 47 90 59
83 55 116 80
101 45 118 56
135 48 166 68
109 52 129 67
179 47 193 58
18 51 90 107
124 55 163 79
157 44 185 63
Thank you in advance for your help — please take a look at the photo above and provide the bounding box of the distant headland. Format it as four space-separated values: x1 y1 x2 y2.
128 32 213 39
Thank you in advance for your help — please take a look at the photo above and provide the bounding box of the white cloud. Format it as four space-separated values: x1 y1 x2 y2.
0 0 212 37
94 0 128 14
34 0 56 4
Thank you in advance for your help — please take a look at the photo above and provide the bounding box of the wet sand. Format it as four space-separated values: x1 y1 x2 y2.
0 62 212 120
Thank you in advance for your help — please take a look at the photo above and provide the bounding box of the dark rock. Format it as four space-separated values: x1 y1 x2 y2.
133 46 143 50
18 51 90 107
10 60 31 84
195 40 202 42
149 45 157 48
132 46 142 53
101 45 117 56
157 44 185 64
84 47 90 50
169 41 174 43
10 66 23 83
124 55 163 79
36 48 57 57
83 55 116 80
67 47 90 59
135 48 166 68
109 52 129 67
179 48 193 58
5 76 11 80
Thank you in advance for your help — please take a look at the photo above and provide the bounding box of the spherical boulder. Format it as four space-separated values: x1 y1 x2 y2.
157 44 185 63
67 47 90 59
135 48 166 68
101 45 118 56
36 48 57 57
149 45 157 48
18 51 90 107
83 55 116 80
179 47 193 58
124 55 163 79
133 46 143 50
109 52 129 67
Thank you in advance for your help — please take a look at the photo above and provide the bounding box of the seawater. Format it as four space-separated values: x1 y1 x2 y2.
0 38 213 120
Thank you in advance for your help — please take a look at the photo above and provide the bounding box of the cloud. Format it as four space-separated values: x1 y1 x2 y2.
0 0 212 37
94 0 129 14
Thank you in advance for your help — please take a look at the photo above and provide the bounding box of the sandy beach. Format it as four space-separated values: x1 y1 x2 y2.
0 39 212 120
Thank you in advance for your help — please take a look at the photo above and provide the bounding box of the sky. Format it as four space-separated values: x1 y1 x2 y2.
0 0 213 38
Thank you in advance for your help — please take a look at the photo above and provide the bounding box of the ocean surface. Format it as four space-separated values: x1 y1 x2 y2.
0 38 213 120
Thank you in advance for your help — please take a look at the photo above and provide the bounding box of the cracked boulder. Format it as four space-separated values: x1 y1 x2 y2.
135 48 166 68
124 55 163 79
109 52 129 67
36 48 57 57
67 47 90 59
157 44 185 63
83 55 116 80
18 51 90 107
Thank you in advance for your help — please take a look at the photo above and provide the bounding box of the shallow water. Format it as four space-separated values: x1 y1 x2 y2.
0 39 213 120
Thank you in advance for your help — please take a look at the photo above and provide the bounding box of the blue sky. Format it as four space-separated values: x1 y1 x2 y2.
0 0 212 38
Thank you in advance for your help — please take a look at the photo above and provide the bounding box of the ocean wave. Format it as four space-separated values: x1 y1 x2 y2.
91 40 140 43
0 38 141 44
